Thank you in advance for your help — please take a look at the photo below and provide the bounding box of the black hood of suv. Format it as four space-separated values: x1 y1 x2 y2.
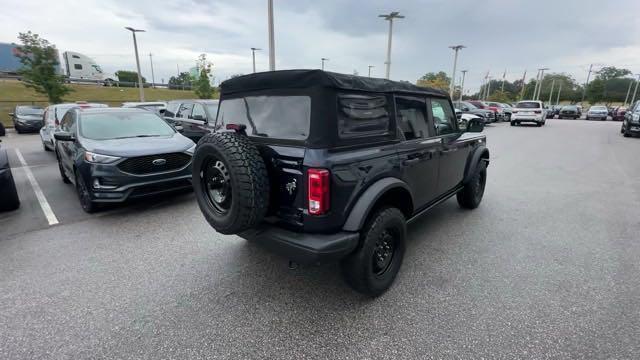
80 133 194 157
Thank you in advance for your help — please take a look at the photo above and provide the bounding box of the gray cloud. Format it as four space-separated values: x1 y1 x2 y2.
1 0 639 91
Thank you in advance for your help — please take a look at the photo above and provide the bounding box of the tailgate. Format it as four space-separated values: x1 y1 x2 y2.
258 144 306 227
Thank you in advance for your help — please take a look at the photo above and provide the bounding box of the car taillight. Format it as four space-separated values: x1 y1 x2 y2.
534 110 541 114
308 168 329 215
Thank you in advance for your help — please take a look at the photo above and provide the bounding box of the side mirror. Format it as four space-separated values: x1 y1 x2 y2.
466 118 484 133
54 131 75 141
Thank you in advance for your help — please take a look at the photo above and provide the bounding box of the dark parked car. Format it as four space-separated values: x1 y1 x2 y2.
54 108 195 213
10 105 45 133
0 139 20 211
164 99 220 142
621 101 640 137
612 106 627 121
191 70 490 296
469 100 500 122
558 105 581 119
454 101 495 123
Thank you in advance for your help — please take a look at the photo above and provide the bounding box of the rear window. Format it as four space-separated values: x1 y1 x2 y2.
216 96 310 140
516 102 541 109
338 94 390 139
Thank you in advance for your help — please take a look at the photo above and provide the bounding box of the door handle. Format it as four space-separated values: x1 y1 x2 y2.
402 158 422 166
441 148 458 154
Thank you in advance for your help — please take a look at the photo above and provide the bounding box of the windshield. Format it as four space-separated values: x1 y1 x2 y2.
80 112 175 140
461 102 478 110
16 107 44 116
217 96 310 140
516 102 541 109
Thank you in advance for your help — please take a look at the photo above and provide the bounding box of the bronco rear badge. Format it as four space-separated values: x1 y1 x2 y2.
285 178 297 195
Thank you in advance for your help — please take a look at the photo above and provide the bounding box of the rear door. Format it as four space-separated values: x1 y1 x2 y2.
395 96 441 208
174 102 194 139
184 103 209 141
429 97 470 194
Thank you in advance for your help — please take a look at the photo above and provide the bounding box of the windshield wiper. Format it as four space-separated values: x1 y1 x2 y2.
111 135 162 139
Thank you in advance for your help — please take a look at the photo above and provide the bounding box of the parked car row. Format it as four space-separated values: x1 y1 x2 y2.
621 100 640 137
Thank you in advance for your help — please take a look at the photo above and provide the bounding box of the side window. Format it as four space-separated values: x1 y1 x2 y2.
191 104 207 121
60 113 72 131
395 97 429 140
430 98 457 135
176 103 193 119
68 112 77 133
74 64 83 70
164 102 180 117
337 94 390 139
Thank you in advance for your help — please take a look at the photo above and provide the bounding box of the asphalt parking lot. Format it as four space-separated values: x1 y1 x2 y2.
1 119 639 359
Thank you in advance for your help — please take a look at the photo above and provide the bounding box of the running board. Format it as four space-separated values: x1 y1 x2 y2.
407 185 463 225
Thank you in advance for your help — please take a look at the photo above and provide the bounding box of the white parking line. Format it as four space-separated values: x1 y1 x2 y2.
14 149 59 226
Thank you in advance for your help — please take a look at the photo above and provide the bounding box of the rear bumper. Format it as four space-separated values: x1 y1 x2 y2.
238 224 360 265
512 115 543 122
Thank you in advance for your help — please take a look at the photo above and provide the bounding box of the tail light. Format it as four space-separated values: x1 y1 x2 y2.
534 110 541 114
308 168 330 215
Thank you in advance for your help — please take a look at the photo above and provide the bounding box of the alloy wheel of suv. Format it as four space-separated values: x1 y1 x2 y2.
75 170 97 213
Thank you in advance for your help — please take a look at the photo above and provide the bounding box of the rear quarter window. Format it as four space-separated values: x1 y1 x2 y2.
337 94 390 139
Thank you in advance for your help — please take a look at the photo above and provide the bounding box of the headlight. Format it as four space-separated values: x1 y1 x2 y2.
186 144 196 155
84 151 121 164
632 114 640 122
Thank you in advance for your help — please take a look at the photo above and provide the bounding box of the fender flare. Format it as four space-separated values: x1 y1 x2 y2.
342 177 413 232
462 145 490 184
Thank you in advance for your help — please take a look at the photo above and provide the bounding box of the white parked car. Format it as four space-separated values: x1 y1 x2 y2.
586 105 608 121
40 102 108 151
510 100 546 127
121 101 167 115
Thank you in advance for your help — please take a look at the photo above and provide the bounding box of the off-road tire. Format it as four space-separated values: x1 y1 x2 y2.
341 207 406 297
457 161 487 209
0 167 20 211
193 132 269 235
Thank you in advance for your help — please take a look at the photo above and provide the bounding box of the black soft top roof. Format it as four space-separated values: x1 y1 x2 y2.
220 69 448 97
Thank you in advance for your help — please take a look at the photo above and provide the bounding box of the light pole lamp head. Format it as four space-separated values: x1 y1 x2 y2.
251 47 261 51
125 27 145 33
449 45 466 51
378 12 405 20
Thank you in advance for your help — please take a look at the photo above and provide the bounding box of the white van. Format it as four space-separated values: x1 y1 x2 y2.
511 100 547 127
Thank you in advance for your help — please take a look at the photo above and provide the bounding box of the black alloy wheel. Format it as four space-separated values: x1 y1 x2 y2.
75 170 96 213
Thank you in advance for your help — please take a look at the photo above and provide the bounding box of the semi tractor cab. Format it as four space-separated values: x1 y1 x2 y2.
63 51 115 82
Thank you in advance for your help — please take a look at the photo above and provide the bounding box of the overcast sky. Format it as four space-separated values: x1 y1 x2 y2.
1 0 640 92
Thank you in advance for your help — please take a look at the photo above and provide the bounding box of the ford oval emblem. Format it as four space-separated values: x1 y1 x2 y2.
152 158 167 166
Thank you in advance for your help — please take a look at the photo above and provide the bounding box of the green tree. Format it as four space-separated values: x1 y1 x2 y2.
595 66 631 81
15 31 71 103
194 54 214 99
416 71 450 91
487 90 513 103
586 78 606 104
115 70 146 87
168 72 194 88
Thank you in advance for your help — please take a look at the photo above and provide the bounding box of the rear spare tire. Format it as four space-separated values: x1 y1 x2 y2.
193 132 269 235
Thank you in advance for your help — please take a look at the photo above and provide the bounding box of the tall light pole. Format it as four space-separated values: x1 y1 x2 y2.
623 79 633 106
630 74 640 106
535 67 549 100
149 53 155 88
125 27 145 101
368 65 375 77
556 82 562 105
548 79 556 105
532 69 541 100
581 64 593 105
267 0 275 71
519 69 527 100
458 70 467 105
251 47 261 73
501 69 506 92
379 11 404 79
448 45 465 97
321 57 329 70
485 76 492 100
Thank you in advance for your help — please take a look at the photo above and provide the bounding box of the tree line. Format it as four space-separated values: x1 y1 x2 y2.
416 66 638 105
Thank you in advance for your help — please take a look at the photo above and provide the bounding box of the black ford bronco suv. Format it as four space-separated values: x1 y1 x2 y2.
192 70 489 296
